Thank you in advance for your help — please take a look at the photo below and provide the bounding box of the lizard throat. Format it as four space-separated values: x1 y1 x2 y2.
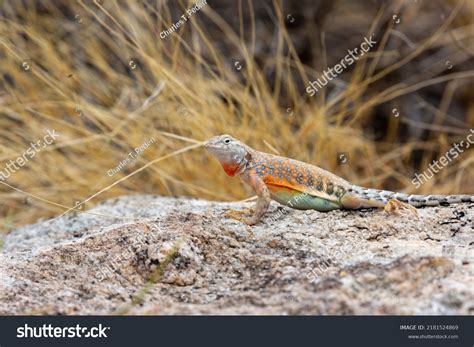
221 163 244 177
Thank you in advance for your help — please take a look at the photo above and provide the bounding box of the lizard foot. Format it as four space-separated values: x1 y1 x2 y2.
384 199 418 217
224 208 254 223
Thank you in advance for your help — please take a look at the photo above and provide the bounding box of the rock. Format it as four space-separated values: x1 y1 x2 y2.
0 195 473 315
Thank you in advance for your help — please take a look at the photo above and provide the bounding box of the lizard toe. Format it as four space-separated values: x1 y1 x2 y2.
384 199 418 217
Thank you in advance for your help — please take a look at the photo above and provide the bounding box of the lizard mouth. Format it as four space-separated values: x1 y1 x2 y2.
204 143 228 161
204 142 218 151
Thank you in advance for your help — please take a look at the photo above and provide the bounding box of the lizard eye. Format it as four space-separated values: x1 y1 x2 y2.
224 138 231 144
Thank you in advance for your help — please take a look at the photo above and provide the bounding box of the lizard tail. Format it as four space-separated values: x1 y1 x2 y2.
348 185 474 208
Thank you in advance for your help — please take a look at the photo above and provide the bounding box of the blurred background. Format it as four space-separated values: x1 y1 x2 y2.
0 0 473 232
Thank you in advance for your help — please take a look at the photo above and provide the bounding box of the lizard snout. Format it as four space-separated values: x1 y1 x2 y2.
204 137 220 151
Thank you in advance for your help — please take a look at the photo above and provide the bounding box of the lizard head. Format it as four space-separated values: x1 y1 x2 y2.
205 134 251 176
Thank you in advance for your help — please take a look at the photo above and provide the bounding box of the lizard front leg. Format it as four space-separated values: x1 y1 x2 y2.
225 175 271 225
245 175 271 225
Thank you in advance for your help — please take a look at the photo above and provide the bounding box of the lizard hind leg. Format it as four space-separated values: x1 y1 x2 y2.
340 195 364 209
340 194 385 209
341 194 418 216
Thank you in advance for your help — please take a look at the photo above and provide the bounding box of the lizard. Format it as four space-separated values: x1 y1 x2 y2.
204 134 474 225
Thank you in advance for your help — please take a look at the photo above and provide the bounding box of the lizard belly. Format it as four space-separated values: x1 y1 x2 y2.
267 184 340 211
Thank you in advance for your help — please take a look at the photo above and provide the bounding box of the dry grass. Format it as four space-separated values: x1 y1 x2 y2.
0 0 473 232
